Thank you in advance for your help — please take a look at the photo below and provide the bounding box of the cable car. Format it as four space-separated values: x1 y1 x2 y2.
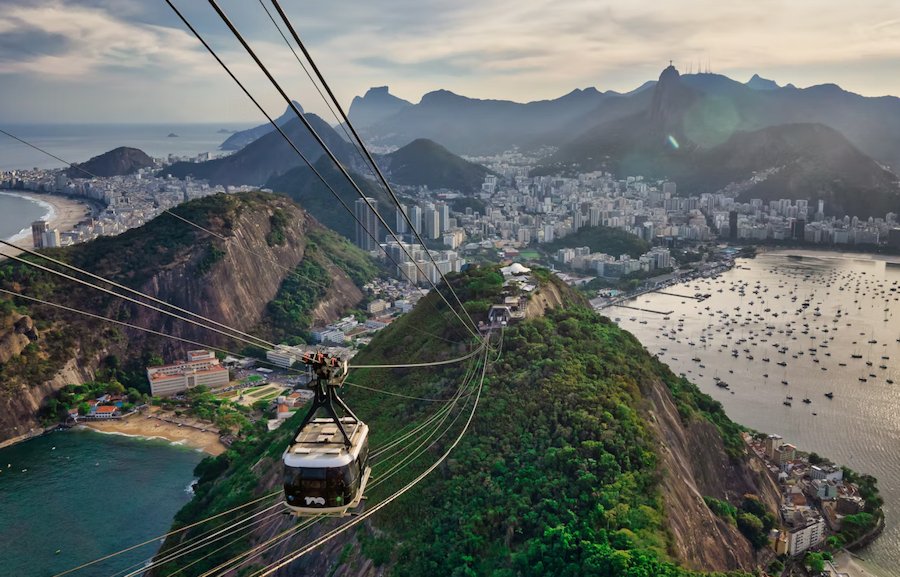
283 352 371 516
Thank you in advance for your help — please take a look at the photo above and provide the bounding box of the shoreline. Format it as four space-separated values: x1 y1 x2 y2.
82 412 225 456
0 190 94 252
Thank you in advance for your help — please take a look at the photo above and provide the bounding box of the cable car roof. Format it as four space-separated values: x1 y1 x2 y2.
284 418 368 468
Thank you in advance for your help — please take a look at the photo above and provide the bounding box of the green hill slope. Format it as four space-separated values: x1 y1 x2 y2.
377 138 491 193
0 192 377 441
544 225 650 258
151 267 790 576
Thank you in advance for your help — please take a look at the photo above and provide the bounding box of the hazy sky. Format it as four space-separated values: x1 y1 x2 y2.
1 0 899 124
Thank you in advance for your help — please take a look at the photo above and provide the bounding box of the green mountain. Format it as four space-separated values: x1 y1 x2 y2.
67 146 154 177
543 66 900 218
545 225 650 258
265 155 395 242
162 114 359 186
377 138 491 192
151 267 795 576
0 191 377 442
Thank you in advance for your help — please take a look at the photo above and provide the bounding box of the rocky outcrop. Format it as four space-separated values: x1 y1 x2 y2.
310 261 364 327
644 379 781 571
0 357 95 445
0 314 38 363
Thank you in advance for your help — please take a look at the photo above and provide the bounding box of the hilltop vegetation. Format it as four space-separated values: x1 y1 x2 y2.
544 225 650 258
67 146 154 178
266 156 394 241
377 138 492 193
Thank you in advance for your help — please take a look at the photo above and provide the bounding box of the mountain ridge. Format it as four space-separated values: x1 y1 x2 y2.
163 114 359 186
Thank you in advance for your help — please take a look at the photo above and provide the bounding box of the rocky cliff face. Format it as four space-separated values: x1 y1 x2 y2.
644 378 781 571
0 313 37 363
0 357 96 447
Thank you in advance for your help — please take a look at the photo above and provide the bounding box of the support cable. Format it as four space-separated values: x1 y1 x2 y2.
270 0 481 340
202 0 483 344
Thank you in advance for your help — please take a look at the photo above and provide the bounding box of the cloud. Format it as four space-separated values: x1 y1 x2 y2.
1 0 900 123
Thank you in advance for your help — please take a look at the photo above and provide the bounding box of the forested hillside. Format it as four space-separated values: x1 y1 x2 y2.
153 267 780 576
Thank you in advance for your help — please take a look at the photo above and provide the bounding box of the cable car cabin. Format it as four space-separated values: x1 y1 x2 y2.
283 416 371 516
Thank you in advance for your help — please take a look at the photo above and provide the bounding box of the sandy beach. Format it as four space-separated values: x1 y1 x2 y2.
83 409 226 456
19 193 93 248
0 191 94 257
833 552 894 577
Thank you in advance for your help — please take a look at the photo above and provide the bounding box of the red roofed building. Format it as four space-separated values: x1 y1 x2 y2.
94 405 118 418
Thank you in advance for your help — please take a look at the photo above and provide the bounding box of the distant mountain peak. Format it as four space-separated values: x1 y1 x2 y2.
364 86 392 96
650 64 694 127
420 89 465 105
746 74 780 91
348 86 413 128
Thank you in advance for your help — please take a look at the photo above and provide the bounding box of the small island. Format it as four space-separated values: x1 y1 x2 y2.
167 132 179 138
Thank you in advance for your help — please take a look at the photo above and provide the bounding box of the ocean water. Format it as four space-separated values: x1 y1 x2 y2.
0 191 53 242
0 428 203 577
0 123 256 171
614 250 900 577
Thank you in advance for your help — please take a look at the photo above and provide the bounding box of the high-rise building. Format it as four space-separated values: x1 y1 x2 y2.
354 197 380 251
589 206 601 227
728 210 738 240
409 205 423 235
435 201 450 234
791 219 806 241
31 220 49 248
423 208 441 240
42 229 61 248
396 204 408 235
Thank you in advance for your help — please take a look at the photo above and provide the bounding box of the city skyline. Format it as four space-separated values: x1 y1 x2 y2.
1 0 899 124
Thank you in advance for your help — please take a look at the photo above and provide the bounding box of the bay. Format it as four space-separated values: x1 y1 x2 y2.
0 123 256 171
614 249 900 577
0 191 53 242
0 428 203 577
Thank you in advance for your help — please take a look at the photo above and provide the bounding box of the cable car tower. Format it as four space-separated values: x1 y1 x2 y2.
282 351 370 516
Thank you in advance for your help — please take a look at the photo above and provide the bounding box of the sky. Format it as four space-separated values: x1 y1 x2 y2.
1 0 899 124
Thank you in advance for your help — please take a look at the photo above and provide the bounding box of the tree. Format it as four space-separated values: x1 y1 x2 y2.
77 402 90 416
736 513 767 549
805 552 825 573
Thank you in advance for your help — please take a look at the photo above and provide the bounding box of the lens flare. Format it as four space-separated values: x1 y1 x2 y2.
667 134 680 149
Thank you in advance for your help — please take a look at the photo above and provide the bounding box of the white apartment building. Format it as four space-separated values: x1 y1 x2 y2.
147 349 229 396
788 516 826 555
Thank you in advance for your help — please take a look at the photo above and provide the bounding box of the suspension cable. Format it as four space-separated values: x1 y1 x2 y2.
0 247 274 350
49 492 281 577
269 0 482 339
250 347 489 576
0 239 275 348
202 0 483 344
